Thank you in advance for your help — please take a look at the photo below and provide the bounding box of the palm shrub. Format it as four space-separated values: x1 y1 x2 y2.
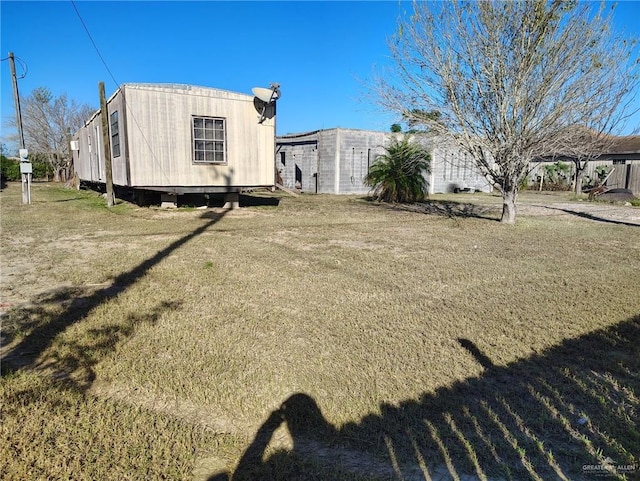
364 136 431 203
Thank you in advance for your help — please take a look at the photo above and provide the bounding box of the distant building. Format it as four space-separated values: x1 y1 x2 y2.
529 135 640 194
72 83 276 206
276 128 493 195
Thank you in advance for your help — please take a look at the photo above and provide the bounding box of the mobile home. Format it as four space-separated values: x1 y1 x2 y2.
72 83 277 206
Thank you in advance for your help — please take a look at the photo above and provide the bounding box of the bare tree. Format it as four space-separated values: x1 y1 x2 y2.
7 87 94 182
547 127 618 194
376 0 638 223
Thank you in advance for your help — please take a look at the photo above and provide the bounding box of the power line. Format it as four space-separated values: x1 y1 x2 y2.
70 0 119 89
1 55 28 78
69 0 171 184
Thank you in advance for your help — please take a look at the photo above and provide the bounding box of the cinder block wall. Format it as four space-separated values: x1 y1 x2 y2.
333 130 395 195
430 143 492 194
277 128 493 195
277 131 319 192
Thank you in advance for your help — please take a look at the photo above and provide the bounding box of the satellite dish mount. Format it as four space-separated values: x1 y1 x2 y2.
252 83 281 124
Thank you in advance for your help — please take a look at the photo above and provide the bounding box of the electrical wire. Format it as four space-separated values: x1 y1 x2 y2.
69 0 171 184
15 56 28 79
1 55 28 78
70 0 119 89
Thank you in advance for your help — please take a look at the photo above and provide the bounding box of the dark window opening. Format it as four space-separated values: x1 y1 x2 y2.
110 111 120 158
295 164 302 188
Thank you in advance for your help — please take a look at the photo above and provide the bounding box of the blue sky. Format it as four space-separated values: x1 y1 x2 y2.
1 0 639 149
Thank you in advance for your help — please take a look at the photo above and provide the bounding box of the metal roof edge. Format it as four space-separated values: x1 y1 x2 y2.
120 82 252 99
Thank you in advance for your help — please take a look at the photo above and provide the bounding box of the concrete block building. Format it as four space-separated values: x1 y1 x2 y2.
276 128 493 195
276 128 395 194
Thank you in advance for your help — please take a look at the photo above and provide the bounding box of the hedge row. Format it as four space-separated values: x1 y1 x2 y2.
0 155 53 181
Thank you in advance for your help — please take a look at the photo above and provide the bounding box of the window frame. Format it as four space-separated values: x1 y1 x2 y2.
192 115 227 164
110 111 121 158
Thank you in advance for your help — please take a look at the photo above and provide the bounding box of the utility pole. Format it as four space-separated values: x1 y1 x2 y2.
8 52 25 149
9 52 30 204
99 81 115 207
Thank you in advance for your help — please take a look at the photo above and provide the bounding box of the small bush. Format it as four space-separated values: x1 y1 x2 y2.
32 159 53 180
530 161 572 191
0 155 52 181
0 156 20 181
364 136 431 203
583 165 611 191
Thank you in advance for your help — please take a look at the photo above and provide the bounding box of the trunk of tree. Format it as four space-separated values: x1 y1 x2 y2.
500 188 517 224
574 164 585 195
47 153 60 182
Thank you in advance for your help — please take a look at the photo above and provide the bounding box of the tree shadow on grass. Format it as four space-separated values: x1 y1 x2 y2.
1 211 227 392
211 314 640 480
1 294 181 390
365 197 499 221
535 205 640 228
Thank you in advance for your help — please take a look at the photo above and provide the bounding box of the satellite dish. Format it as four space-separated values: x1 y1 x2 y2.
254 97 274 120
252 87 278 103
252 83 281 123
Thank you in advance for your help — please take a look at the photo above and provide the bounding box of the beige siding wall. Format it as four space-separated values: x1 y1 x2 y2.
123 85 274 188
73 123 92 181
74 111 105 183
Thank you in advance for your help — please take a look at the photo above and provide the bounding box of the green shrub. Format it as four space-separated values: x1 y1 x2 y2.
0 154 52 181
364 136 431 203
531 161 572 191
32 159 52 180
583 165 611 190
0 156 20 181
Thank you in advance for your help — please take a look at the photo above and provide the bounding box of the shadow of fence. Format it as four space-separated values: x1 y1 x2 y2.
213 314 640 480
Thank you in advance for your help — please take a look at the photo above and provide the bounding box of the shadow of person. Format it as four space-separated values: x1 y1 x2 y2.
280 392 338 441
211 315 640 481
209 393 339 481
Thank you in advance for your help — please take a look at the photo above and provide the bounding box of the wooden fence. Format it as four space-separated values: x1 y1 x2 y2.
529 159 640 194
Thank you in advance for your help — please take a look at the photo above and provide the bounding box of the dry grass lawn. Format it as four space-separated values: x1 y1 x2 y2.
1 183 639 480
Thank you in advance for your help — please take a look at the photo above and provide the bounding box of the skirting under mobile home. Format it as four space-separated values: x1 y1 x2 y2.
72 83 276 201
